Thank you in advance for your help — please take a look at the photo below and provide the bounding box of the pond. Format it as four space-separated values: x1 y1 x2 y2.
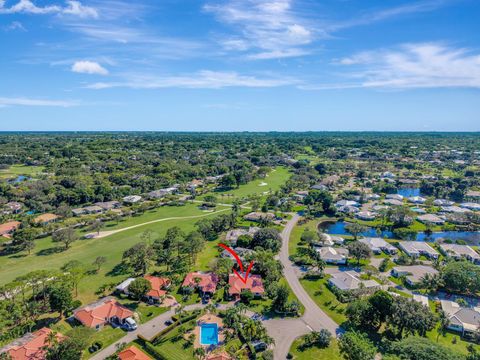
397 187 422 197
319 221 480 245
8 175 29 184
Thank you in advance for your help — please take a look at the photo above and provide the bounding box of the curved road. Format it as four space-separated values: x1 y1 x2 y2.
263 213 341 359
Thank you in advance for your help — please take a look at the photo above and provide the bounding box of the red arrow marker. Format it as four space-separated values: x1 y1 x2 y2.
218 243 254 285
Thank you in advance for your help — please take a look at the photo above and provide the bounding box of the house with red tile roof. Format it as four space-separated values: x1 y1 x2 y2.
228 274 265 300
0 220 21 238
73 297 133 329
0 327 63 360
182 272 218 298
118 345 151 360
144 275 170 304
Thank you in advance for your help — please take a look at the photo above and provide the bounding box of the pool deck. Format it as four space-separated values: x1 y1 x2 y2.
193 313 224 349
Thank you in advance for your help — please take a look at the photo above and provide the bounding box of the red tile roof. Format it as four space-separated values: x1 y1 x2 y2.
228 274 265 296
1 328 63 360
0 221 21 236
74 297 133 328
144 275 170 298
118 345 151 360
182 272 218 293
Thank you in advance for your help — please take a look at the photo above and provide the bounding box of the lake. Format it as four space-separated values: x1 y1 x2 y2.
319 221 480 245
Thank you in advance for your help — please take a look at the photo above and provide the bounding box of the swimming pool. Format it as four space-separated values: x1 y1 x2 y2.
200 323 219 345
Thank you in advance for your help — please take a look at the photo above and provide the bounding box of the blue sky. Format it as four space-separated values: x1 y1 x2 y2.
0 0 479 131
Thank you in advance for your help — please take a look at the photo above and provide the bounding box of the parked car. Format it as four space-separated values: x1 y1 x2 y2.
123 317 137 331
164 319 173 326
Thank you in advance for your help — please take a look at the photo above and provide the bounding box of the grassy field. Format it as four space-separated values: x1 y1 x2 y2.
199 167 291 204
0 164 45 179
289 337 342 360
0 203 231 303
300 277 347 325
150 319 196 360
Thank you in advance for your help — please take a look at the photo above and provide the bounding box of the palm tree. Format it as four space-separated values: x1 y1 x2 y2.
437 310 450 342
193 347 206 359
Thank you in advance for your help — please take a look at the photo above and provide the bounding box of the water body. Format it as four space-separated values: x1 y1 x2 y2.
8 175 29 184
319 221 480 245
397 187 422 197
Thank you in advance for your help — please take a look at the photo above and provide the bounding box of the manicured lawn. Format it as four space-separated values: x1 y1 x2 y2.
118 300 169 323
289 337 342 360
198 167 291 204
0 164 45 179
151 320 196 360
425 329 477 355
300 277 347 325
0 203 231 303
51 320 125 359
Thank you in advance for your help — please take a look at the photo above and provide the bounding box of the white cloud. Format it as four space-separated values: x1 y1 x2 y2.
72 60 108 75
63 1 98 18
318 43 480 90
0 0 98 18
2 20 26 31
0 96 78 107
205 0 314 60
86 70 297 89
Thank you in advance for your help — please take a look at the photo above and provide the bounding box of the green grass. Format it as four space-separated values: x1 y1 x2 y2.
151 320 196 360
299 277 347 325
198 167 291 204
425 328 477 355
0 203 231 303
289 337 342 360
0 164 45 179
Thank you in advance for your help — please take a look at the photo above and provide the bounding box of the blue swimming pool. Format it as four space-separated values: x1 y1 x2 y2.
200 323 219 345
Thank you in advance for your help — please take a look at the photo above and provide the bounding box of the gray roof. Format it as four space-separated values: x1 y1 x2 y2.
392 265 439 283
399 241 439 257
440 244 480 261
328 271 379 291
315 247 348 262
360 237 397 252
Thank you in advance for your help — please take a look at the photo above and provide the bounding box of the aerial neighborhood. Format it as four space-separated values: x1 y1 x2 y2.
0 133 480 360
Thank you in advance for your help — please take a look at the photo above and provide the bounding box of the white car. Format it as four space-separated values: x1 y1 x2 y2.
123 317 137 331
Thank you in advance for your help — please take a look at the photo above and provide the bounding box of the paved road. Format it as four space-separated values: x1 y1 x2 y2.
269 213 342 359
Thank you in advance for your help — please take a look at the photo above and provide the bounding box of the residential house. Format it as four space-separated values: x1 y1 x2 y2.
0 328 63 360
228 274 265 300
182 272 219 298
310 184 328 191
0 221 21 238
441 205 470 214
315 246 348 264
118 345 152 360
383 199 404 206
385 194 403 201
391 265 439 286
33 213 59 225
381 171 396 179
398 241 439 259
116 278 136 294
335 200 359 208
4 201 22 214
243 212 275 222
225 227 259 246
356 211 376 221
413 294 429 307
417 214 445 225
143 275 171 304
123 195 143 204
440 244 480 264
221 247 253 262
328 271 380 293
408 196 426 204
72 208 86 216
434 199 454 206
460 203 480 211
465 190 480 203
441 300 480 337
95 201 121 211
359 237 397 255
73 297 133 329
147 190 169 199
82 205 104 214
